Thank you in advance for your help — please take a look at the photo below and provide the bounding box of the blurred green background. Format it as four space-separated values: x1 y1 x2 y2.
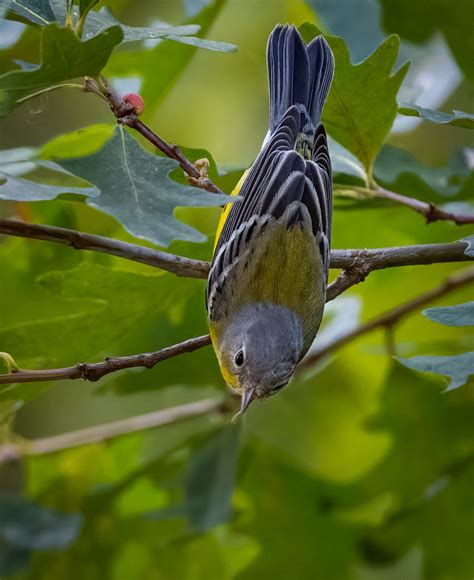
0 0 473 578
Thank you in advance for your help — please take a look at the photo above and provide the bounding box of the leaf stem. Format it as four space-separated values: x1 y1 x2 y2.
374 185 474 225
335 179 474 225
0 334 212 385
65 0 75 28
15 83 85 105
0 352 19 373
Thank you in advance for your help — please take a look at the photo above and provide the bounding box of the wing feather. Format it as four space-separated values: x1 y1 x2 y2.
208 106 332 307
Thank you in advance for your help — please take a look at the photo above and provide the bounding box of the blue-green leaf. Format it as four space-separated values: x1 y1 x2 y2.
185 424 241 531
398 104 474 129
0 493 82 550
462 235 474 257
424 302 474 327
0 0 56 26
57 126 233 246
398 352 474 391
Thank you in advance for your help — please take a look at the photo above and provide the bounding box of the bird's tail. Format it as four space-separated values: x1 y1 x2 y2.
267 25 334 138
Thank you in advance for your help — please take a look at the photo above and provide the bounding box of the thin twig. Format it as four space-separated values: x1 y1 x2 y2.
0 398 223 461
2 265 473 387
334 183 474 226
0 335 211 385
84 77 223 195
299 266 474 372
375 186 474 226
1 219 472 284
85 76 473 222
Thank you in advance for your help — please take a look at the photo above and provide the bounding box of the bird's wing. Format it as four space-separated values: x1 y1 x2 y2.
208 106 331 303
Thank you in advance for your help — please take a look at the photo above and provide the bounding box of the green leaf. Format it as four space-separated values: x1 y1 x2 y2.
398 104 474 129
0 0 56 26
374 145 473 202
0 493 82 550
79 0 98 16
57 126 231 246
0 171 98 200
39 123 116 158
0 23 123 117
424 302 474 327
185 424 241 531
398 352 474 391
357 364 474 580
300 23 409 172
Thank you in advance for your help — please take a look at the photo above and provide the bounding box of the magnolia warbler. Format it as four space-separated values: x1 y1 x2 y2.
206 24 334 415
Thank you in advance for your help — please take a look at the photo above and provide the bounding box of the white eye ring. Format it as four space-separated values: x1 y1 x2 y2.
234 350 245 367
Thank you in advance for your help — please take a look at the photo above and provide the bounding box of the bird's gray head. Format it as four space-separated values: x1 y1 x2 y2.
218 303 304 416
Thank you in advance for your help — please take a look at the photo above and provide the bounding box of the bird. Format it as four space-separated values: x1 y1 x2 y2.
206 24 334 416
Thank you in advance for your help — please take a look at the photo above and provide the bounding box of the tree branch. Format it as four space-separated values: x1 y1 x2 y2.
0 335 211 386
299 266 474 372
1 218 472 387
0 218 210 279
1 218 471 284
0 398 224 461
85 77 223 195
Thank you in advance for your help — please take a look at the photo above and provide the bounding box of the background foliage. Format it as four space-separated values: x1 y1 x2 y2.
0 0 473 578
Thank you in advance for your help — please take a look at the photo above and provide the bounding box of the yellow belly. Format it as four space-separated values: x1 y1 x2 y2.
210 221 326 354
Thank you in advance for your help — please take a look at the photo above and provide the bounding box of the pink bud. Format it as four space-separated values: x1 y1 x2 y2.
123 93 145 116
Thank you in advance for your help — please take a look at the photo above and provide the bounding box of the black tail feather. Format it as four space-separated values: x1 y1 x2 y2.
267 25 334 134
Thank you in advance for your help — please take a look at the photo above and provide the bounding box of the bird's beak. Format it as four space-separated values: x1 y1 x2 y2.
231 388 256 422
240 388 256 414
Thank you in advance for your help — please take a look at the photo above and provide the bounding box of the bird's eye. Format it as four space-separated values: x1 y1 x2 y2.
234 350 245 367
